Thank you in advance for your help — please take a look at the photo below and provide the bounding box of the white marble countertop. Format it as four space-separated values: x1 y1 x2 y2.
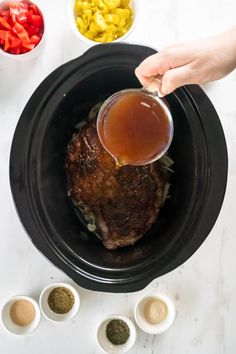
0 0 236 353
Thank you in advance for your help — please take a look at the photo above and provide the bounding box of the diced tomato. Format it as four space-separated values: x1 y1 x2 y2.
31 14 43 27
9 2 28 16
22 41 35 50
11 13 16 23
22 22 29 30
28 25 39 36
12 22 24 33
3 32 10 51
0 16 11 29
0 1 43 55
9 35 21 48
21 46 29 53
30 34 41 45
0 29 10 40
0 10 10 17
9 2 27 24
28 4 39 15
26 9 33 22
0 10 10 22
17 12 27 23
17 28 30 43
12 22 30 43
10 47 21 54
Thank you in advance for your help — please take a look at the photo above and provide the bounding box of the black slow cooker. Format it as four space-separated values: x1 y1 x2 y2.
9 43 228 292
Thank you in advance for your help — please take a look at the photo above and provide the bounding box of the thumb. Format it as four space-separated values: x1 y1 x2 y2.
135 53 171 87
160 65 196 96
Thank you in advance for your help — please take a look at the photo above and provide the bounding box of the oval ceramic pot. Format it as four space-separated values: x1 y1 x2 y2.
9 43 228 292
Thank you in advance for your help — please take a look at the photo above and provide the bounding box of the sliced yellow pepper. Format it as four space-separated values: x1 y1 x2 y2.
89 20 100 35
94 11 107 31
104 0 121 9
74 0 133 42
113 7 131 18
104 13 120 25
120 0 129 7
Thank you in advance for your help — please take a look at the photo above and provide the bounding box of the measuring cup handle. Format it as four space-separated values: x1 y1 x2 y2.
142 77 163 97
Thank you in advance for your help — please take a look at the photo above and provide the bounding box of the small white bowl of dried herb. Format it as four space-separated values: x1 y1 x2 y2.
1 295 41 335
39 282 80 323
96 315 137 353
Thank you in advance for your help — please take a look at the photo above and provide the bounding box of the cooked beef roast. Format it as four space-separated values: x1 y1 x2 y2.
66 121 166 249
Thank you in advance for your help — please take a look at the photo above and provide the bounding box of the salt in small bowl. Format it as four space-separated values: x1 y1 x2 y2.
134 293 176 334
1 295 41 335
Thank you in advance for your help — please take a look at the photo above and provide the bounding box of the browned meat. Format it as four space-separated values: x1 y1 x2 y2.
66 121 166 250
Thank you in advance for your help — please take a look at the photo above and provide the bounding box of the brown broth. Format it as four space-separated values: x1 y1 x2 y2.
97 90 171 166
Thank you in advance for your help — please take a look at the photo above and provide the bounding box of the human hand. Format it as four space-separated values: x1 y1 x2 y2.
135 26 236 96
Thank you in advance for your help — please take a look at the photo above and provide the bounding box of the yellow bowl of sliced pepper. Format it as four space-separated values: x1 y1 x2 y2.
67 0 136 44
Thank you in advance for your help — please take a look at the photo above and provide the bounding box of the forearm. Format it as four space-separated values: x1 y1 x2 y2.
135 26 236 96
216 26 236 75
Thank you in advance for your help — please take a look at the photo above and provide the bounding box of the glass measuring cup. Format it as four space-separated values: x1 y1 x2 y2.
97 88 174 167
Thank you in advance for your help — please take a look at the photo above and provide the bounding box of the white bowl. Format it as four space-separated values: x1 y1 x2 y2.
39 282 80 323
134 293 176 334
1 296 41 335
67 0 137 45
0 0 46 60
96 314 137 354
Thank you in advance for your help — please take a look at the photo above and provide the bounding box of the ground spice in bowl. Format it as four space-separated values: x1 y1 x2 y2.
48 287 74 314
10 300 35 326
106 319 130 345
144 298 168 324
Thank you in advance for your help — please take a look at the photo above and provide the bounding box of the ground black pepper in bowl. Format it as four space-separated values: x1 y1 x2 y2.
48 287 74 314
106 319 130 345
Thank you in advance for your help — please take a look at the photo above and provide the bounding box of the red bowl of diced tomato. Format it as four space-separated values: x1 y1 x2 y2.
0 0 44 56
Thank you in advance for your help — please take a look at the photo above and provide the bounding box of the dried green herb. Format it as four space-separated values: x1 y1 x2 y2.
48 287 74 314
106 319 130 345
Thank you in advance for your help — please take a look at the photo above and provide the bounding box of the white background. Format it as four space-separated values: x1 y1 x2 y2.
0 0 236 353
